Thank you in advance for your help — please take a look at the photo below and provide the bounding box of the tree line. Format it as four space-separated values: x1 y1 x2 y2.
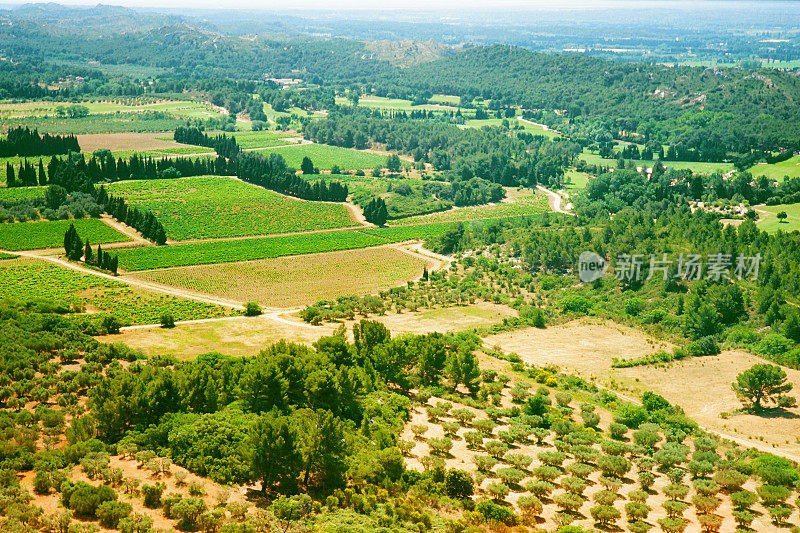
98 187 167 245
303 107 578 189
5 152 235 188
371 44 800 157
173 126 240 159
64 223 119 274
0 126 80 157
237 152 348 202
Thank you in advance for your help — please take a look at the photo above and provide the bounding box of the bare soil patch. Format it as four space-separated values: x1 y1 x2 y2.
78 132 187 152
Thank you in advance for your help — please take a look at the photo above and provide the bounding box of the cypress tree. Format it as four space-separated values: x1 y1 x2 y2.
109 255 118 275
38 159 47 186
63 224 83 261
84 238 93 264
5 163 15 187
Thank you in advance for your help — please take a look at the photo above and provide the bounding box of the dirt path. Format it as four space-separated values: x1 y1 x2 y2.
536 184 574 216
2 249 246 311
345 202 372 227
517 116 558 133
99 214 152 246
119 307 318 331
402 242 452 271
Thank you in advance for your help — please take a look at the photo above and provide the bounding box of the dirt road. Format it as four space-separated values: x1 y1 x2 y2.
536 184 574 216
2 249 246 311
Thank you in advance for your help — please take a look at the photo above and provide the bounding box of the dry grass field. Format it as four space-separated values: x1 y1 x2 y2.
102 301 518 359
129 246 433 307
486 318 800 461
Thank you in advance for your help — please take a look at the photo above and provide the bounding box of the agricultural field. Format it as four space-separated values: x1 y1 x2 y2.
362 221 462 242
0 99 222 120
0 99 228 134
748 156 800 181
0 218 130 251
229 129 296 149
335 95 459 111
0 114 185 135
579 152 735 174
391 188 548 225
107 176 356 240
754 202 800 233
485 318 800 461
0 185 45 201
260 143 397 170
0 257 230 325
115 229 387 270
399 367 798 533
132 246 431 307
77 132 196 153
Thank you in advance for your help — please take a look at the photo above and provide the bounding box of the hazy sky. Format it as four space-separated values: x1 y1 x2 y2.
20 0 717 10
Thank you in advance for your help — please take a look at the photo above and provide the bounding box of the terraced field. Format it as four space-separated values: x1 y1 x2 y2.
132 246 429 307
0 257 229 325
107 176 356 240
0 218 130 251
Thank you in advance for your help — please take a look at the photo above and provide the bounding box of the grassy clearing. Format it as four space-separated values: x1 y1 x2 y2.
429 94 461 106
115 230 386 271
133 246 428 307
564 169 591 193
260 143 395 170
390 189 547 225
335 95 457 112
748 156 800 180
579 152 734 174
107 176 355 240
0 257 229 325
0 218 130 251
755 203 800 233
